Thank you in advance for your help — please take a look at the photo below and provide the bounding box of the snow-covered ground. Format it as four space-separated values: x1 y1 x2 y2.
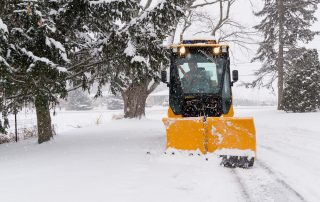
1 106 320 202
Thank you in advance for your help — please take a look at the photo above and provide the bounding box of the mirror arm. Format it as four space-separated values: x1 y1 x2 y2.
231 79 238 87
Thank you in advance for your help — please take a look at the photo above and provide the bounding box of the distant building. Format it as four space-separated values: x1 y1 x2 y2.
147 90 169 106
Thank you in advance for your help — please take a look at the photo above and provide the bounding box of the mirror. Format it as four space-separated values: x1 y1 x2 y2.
232 70 239 83
161 70 167 83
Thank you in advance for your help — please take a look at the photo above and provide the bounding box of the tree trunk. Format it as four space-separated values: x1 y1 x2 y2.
122 83 149 119
277 0 285 110
35 96 53 144
121 80 159 119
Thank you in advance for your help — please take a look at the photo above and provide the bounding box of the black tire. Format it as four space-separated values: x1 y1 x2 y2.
220 155 254 168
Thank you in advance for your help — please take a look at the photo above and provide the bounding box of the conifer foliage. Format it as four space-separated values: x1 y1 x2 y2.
251 0 320 110
0 1 69 142
97 0 187 118
57 0 139 91
0 18 9 67
0 18 9 134
282 49 320 113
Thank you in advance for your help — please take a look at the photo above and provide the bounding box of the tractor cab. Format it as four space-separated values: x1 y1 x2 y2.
161 40 238 117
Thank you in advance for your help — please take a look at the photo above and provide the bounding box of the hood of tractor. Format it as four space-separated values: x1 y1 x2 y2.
181 94 223 117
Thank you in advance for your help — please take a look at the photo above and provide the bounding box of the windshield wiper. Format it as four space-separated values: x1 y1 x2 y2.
198 50 217 64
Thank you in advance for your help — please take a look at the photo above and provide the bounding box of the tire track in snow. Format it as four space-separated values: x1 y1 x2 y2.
226 161 307 202
259 144 320 177
255 160 306 202
258 126 319 154
228 169 253 202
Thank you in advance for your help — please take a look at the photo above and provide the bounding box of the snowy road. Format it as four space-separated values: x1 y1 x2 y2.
1 106 319 202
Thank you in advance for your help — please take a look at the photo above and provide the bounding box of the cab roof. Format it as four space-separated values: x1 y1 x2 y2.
171 39 229 48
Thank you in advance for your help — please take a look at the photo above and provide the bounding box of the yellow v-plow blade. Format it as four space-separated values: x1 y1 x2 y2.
162 116 256 166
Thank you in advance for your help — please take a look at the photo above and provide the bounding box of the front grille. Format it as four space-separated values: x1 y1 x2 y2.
182 96 222 117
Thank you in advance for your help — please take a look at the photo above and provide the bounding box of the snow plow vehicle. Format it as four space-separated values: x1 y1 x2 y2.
161 40 256 168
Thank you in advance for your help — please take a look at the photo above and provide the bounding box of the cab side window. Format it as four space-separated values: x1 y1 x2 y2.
222 69 232 114
169 61 183 114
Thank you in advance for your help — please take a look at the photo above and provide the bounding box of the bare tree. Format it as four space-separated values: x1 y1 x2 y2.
167 0 225 44
178 0 257 61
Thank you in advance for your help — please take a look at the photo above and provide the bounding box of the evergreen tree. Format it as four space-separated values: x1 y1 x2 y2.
0 18 9 134
0 0 140 141
95 0 187 118
0 1 69 143
0 18 8 66
282 49 320 112
251 0 320 110
57 0 139 91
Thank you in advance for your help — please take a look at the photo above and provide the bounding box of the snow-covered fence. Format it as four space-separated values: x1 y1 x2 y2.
0 109 38 144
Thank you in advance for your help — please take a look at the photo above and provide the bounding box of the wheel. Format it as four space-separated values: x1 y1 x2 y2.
220 155 254 168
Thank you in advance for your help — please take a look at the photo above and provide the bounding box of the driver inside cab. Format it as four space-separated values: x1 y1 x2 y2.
180 62 211 93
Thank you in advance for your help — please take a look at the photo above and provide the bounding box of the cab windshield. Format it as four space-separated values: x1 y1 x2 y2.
175 51 225 94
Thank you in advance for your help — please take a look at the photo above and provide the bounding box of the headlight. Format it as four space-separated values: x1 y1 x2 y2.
179 46 186 56
213 47 221 55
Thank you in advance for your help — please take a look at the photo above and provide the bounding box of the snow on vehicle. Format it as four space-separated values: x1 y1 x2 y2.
161 39 256 168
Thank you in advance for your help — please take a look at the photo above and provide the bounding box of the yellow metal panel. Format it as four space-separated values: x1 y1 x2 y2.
207 117 256 153
223 105 234 117
167 107 182 118
163 107 256 156
162 117 206 153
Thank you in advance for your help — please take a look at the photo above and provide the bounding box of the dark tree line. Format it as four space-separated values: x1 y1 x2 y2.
282 49 320 112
